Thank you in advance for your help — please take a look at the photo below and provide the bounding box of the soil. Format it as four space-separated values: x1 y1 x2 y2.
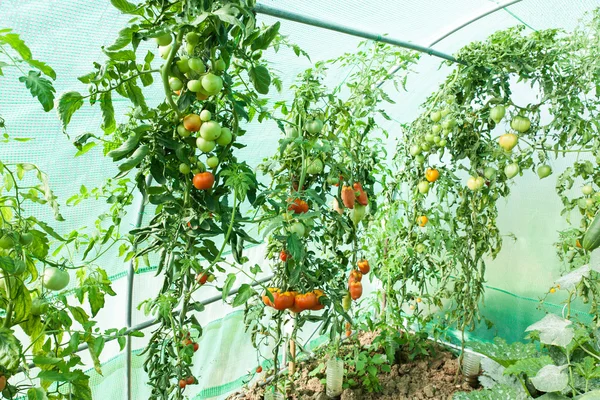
227 332 478 400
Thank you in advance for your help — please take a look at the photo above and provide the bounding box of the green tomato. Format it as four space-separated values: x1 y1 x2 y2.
483 167 497 180
43 267 70 291
176 57 190 74
186 43 195 55
430 111 441 122
196 138 216 153
306 119 324 134
200 121 221 141
285 126 299 138
289 222 306 237
498 133 518 151
186 32 200 46
200 109 212 122
420 143 431 152
511 115 531 133
169 77 183 91
440 108 451 118
179 163 191 174
0 235 13 250
206 156 219 169
31 297 49 316
177 124 191 138
582 185 594 196
438 139 447 147
202 73 223 95
415 154 425 164
431 124 442 135
158 45 172 60
537 165 552 179
441 118 456 130
504 163 519 179
216 127 233 146
490 105 506 124
586 198 594 209
326 175 340 185
433 135 441 144
19 232 33 246
415 243 426 253
352 204 367 225
215 58 226 72
188 57 206 73
187 79 203 93
417 181 430 194
306 158 324 175
425 134 435 143
578 198 589 209
409 145 422 156
155 33 172 46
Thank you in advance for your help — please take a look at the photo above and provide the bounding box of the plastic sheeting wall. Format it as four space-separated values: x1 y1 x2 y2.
1 0 600 398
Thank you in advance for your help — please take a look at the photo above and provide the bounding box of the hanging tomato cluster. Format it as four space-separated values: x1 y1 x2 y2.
261 288 325 313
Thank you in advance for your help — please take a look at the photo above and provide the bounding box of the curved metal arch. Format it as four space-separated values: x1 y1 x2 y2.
428 0 525 47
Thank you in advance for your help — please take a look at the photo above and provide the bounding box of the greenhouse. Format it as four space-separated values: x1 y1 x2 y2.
1 0 600 399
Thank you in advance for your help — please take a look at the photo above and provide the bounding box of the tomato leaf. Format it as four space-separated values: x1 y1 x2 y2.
27 387 48 400
232 284 256 307
221 273 236 301
74 142 97 157
25 59 56 79
286 233 304 260
100 91 116 134
248 65 271 95
57 91 84 129
123 79 147 109
102 48 136 61
251 22 280 51
19 71 55 112
108 27 134 51
0 32 32 59
110 0 144 15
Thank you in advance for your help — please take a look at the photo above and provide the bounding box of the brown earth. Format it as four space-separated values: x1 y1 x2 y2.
228 332 478 400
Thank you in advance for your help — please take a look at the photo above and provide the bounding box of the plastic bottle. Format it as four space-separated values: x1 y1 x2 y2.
462 352 481 387
326 357 344 397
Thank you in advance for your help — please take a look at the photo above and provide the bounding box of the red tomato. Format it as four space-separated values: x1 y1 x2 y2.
348 270 362 284
357 260 370 274
256 366 263 373
179 379 187 389
193 172 215 190
280 250 289 262
273 291 295 310
193 342 199 352
341 186 355 209
287 198 309 214
311 289 325 310
186 376 195 385
196 273 209 285
349 281 363 300
353 182 368 205
294 292 318 311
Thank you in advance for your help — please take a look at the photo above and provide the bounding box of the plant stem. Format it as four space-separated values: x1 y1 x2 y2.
161 31 184 118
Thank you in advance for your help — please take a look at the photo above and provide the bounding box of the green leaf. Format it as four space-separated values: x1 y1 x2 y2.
27 387 48 400
248 65 271 95
214 5 244 29
123 79 146 109
232 284 256 307
251 22 280 51
26 59 56 79
19 71 55 111
100 91 116 134
504 356 553 377
469 337 539 367
32 356 62 365
107 27 134 51
0 33 32 59
68 306 89 325
222 273 236 301
102 48 136 61
57 91 84 129
286 233 304 260
37 371 70 382
110 0 143 15
74 142 97 157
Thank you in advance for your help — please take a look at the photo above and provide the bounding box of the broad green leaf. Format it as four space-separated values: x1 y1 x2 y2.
0 33 32 59
26 59 56 79
74 142 97 157
37 371 70 382
525 314 574 348
32 356 62 365
102 48 136 61
251 22 280 51
57 91 84 129
232 284 256 307
27 387 47 400
68 305 89 325
70 375 93 400
107 27 134 51
248 65 271 95
123 79 146 108
110 0 143 15
469 337 538 367
222 273 236 301
531 365 569 393
100 91 116 133
19 71 55 111
504 356 553 377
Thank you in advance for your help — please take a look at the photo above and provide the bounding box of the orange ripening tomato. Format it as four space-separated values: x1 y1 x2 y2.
349 281 363 300
174 90 181 96
280 250 289 262
348 270 362 284
256 366 263 373
273 291 295 310
425 168 440 183
186 376 195 385
295 292 318 311
193 172 215 190
183 114 201 132
417 215 428 227
196 273 209 285
576 239 582 248
179 379 187 389
311 289 325 310
287 198 309 214
341 186 355 209
357 259 370 274
346 330 352 338
353 182 369 206
335 175 344 187
262 288 278 307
